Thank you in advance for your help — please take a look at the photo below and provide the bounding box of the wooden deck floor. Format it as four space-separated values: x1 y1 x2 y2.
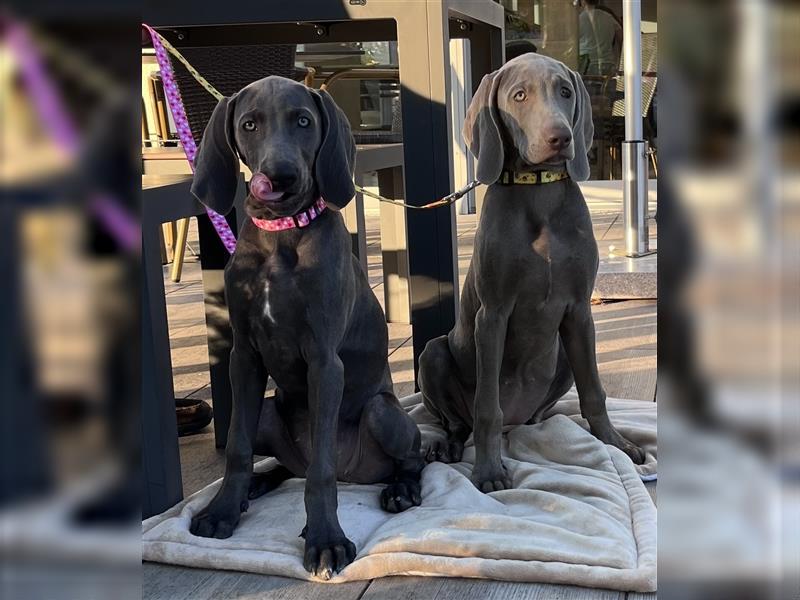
146 193 656 600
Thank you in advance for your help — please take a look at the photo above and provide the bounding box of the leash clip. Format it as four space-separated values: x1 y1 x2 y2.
443 179 480 202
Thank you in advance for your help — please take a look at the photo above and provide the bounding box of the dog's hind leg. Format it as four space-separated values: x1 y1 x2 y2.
418 335 471 464
362 393 425 514
560 303 646 465
247 465 294 501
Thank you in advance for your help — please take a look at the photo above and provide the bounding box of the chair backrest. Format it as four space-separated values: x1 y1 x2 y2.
611 32 658 117
169 44 305 144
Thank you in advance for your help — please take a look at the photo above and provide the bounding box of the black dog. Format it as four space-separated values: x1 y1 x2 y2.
189 76 423 579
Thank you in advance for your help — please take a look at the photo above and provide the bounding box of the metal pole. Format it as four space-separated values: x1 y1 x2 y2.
621 0 650 257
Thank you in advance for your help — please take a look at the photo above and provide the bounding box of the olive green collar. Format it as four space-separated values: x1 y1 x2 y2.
498 170 570 185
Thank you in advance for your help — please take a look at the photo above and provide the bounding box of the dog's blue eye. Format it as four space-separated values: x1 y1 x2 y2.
513 90 526 102
298 116 310 128
560 87 572 99
243 120 257 131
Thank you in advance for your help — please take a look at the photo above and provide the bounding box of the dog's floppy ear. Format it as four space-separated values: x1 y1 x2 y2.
463 70 504 185
566 68 594 182
310 89 356 210
190 94 240 215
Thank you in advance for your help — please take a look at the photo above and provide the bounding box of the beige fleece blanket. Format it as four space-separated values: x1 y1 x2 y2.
142 389 657 592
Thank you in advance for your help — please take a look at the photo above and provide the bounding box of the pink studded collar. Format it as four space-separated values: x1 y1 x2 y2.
251 197 327 232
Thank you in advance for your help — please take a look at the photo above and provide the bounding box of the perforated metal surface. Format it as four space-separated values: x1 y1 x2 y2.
170 44 305 143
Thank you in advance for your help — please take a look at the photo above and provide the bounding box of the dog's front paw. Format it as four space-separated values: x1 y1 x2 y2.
618 439 646 465
588 419 646 465
470 460 512 493
380 479 421 513
189 496 245 539
303 531 357 580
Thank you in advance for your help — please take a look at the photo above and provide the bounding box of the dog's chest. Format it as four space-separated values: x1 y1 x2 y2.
249 267 303 333
515 220 596 304
259 278 279 325
231 247 309 339
242 266 309 378
529 222 587 266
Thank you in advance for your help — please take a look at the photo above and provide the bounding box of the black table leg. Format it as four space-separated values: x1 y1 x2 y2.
197 212 236 449
142 217 183 519
397 12 459 384
0 205 52 506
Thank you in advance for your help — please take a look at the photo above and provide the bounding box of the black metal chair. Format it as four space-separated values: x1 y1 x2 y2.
169 43 310 145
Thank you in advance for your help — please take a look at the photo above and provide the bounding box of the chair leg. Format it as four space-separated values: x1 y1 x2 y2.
609 146 615 180
170 217 190 283
304 67 316 88
649 149 658 178
161 221 175 264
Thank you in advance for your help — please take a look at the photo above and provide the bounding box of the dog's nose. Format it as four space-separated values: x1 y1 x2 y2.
545 128 572 151
268 172 297 191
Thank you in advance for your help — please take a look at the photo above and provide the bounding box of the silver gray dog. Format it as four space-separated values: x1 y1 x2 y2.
419 53 645 493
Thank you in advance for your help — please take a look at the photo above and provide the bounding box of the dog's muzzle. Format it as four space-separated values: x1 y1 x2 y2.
250 173 285 202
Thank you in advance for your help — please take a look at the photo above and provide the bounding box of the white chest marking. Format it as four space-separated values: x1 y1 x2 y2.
263 281 274 323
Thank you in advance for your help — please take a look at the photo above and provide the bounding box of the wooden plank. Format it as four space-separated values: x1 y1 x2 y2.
220 571 369 600
591 300 657 401
433 580 622 600
8 562 139 600
361 577 446 600
173 569 243 600
143 564 217 600
597 352 657 403
143 564 369 600
363 577 623 600
387 336 416 399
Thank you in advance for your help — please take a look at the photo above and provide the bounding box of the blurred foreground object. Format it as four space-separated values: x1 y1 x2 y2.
658 1 799 599
1 9 140 600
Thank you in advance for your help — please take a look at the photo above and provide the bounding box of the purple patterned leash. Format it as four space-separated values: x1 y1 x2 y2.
143 24 238 254
5 20 79 151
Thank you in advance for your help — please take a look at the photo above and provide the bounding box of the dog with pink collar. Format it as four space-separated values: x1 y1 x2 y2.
189 76 423 580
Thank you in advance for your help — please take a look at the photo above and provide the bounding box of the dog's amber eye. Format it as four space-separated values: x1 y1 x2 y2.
242 120 257 132
560 87 572 99
297 116 311 128
513 90 527 102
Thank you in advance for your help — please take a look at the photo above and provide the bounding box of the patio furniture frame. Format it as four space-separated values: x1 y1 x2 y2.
144 0 505 376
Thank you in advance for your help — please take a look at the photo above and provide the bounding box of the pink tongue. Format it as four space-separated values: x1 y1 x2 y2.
250 172 284 202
